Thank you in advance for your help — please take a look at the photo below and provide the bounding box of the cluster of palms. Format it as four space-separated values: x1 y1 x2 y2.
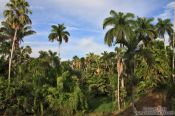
0 0 174 115
103 10 174 114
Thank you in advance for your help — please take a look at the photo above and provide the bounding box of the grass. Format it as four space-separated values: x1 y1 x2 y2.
88 96 114 113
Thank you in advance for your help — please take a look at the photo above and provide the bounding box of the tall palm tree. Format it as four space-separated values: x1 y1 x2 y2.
103 10 134 110
103 11 155 115
0 21 35 81
156 18 173 49
48 24 70 57
3 0 33 86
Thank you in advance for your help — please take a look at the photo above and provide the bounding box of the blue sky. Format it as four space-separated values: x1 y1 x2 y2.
0 0 174 60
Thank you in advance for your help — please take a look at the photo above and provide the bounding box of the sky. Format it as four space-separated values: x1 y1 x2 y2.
0 0 174 60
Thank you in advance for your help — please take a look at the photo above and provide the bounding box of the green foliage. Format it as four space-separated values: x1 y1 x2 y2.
89 97 113 113
46 71 88 115
0 1 175 114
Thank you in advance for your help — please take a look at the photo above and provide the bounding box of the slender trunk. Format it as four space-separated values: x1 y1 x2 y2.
164 37 166 50
116 43 123 110
130 59 137 116
117 70 120 110
58 42 61 58
40 102 43 116
8 28 18 86
121 77 124 88
172 33 175 81
131 80 137 116
120 61 125 106
117 57 123 110
120 43 122 48
34 96 36 115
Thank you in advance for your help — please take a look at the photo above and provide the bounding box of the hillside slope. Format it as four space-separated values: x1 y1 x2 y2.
88 90 172 116
116 90 167 116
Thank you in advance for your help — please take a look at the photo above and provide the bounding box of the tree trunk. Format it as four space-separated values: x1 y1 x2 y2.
130 59 137 116
8 28 18 86
117 57 123 110
172 33 175 81
58 42 61 58
40 102 43 116
164 37 166 50
116 44 124 110
121 77 124 88
131 82 137 116
117 70 120 110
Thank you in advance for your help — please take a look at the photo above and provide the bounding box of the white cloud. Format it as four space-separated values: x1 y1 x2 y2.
0 0 8 17
4 0 162 28
30 6 44 11
1 0 171 27
0 19 3 26
63 37 113 54
23 37 114 59
0 0 8 21
154 1 174 45
66 26 101 33
47 0 162 27
0 0 8 10
167 1 174 9
156 1 174 20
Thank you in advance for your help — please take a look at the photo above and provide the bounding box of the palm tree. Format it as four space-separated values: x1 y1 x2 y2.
103 10 134 110
72 56 80 69
101 51 110 73
0 21 35 48
14 46 32 79
135 17 156 47
0 21 35 82
48 50 59 68
85 53 101 75
80 57 86 71
3 0 33 85
156 18 173 49
103 11 155 114
48 24 70 57
103 11 134 47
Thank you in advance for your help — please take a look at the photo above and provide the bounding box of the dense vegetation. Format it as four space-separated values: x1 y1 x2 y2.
0 0 174 115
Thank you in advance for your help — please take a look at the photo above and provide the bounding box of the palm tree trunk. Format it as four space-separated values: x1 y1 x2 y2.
117 71 120 110
173 2 175 81
8 28 17 86
58 42 61 57
172 33 175 81
131 80 137 116
121 77 124 88
119 43 125 88
130 59 137 116
164 37 166 49
40 102 44 116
